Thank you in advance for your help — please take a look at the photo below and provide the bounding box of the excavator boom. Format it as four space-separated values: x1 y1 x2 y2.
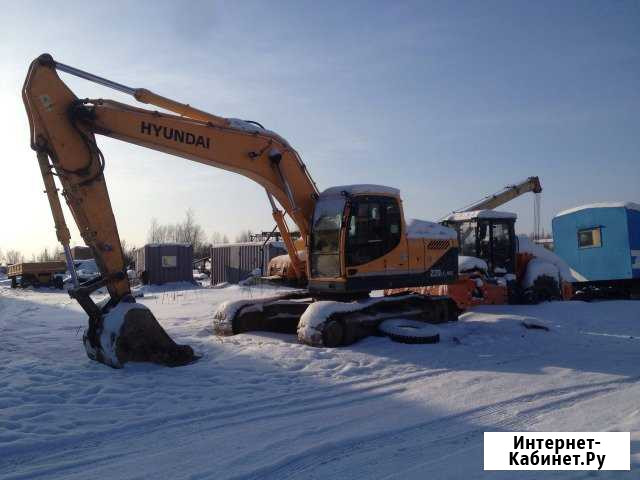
23 54 318 367
24 55 317 293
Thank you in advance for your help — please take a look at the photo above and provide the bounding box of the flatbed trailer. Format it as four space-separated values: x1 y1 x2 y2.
7 261 67 289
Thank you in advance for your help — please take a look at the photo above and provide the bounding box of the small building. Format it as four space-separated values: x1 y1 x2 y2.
552 202 640 283
57 245 94 261
71 245 93 260
211 241 286 284
136 243 194 285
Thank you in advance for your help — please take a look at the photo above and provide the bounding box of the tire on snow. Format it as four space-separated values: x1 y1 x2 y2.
322 319 345 348
378 319 440 344
522 274 561 304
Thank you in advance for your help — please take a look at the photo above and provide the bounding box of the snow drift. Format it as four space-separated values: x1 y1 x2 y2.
518 235 575 282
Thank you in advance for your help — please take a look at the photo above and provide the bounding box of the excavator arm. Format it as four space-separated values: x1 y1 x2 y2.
22 54 318 367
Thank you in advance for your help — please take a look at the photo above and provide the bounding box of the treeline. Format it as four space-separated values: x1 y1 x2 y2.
0 248 25 265
147 209 231 259
0 243 137 267
1 209 255 266
147 210 260 259
0 246 63 265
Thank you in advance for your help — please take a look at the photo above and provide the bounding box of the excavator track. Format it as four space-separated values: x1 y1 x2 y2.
214 290 313 336
214 291 458 348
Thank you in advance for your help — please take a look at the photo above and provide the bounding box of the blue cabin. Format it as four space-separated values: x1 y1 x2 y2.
552 202 640 283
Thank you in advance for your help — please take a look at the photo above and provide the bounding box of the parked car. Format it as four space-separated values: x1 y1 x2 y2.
63 259 101 284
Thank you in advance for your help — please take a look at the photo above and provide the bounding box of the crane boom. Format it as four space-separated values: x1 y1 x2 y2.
458 176 542 212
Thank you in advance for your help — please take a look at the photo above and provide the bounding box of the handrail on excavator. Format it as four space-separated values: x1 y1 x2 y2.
47 54 231 128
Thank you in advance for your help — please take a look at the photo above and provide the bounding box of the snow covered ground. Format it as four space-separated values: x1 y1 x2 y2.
0 280 638 479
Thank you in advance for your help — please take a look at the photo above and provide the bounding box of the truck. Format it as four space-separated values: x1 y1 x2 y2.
7 261 67 289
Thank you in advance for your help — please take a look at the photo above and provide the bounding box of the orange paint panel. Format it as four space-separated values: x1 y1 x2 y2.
387 274 509 311
408 238 425 272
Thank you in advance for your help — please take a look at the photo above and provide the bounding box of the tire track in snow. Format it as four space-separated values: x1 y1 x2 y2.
155 368 450 432
0 368 452 478
376 382 638 480
227 376 640 480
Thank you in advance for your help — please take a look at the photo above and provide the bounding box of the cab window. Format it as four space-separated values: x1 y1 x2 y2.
491 221 513 273
458 221 477 257
346 196 401 266
310 196 345 278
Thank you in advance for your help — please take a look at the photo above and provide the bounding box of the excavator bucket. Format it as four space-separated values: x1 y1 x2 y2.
82 297 196 369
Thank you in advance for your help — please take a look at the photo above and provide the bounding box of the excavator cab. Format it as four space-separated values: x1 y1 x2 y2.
308 185 458 295
443 210 517 276
308 186 406 293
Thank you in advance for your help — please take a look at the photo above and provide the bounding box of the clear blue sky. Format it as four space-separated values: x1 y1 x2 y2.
1 0 638 255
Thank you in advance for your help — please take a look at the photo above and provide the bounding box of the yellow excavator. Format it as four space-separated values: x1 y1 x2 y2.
23 54 459 368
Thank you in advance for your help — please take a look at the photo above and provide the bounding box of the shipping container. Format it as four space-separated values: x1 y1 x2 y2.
136 243 194 285
211 241 286 284
71 246 93 260
552 202 640 294
56 245 94 261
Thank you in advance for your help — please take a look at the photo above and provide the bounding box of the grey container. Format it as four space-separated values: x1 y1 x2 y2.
71 246 93 260
211 241 286 284
136 243 194 285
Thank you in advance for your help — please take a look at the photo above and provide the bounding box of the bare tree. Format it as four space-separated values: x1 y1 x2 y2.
147 218 158 243
211 232 230 244
37 247 52 262
5 249 24 265
165 224 177 242
182 209 196 243
120 239 137 267
235 229 253 242
179 209 206 251
36 246 63 262
147 210 207 256
210 232 226 244
147 218 167 243
35 246 63 262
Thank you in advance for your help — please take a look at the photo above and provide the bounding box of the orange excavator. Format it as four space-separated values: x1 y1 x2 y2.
23 54 459 368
